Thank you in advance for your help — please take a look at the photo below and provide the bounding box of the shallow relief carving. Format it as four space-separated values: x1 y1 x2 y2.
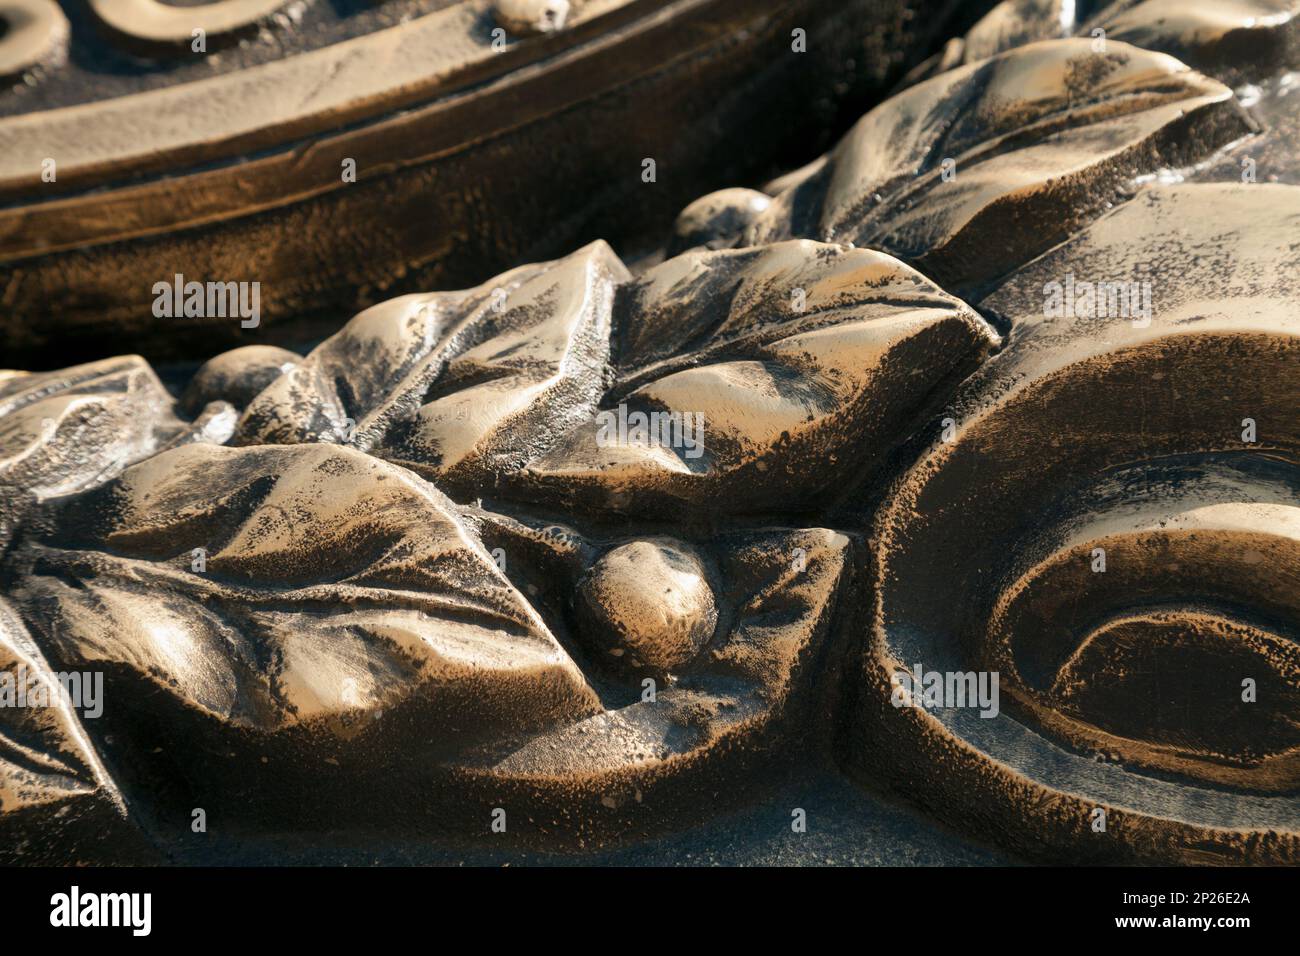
2 9 1299 864
0 0 968 367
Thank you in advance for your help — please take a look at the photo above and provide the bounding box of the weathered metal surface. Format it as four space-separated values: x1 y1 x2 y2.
0 0 972 367
2 1 1298 866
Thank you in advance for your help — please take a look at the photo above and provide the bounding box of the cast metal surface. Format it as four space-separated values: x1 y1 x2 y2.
1 0 1299 865
0 0 970 367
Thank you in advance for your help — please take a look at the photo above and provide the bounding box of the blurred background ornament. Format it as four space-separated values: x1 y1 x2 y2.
0 0 988 368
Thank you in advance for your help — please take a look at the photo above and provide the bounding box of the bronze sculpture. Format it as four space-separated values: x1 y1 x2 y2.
1 0 1298 866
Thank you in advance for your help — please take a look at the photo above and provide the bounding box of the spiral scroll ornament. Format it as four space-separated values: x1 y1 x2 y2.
855 183 1300 864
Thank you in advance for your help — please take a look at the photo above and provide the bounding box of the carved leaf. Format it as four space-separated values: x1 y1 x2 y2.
477 527 852 782
0 597 108 814
1 357 173 501
9 443 601 736
518 240 999 513
0 356 230 549
744 38 1251 291
235 241 628 489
